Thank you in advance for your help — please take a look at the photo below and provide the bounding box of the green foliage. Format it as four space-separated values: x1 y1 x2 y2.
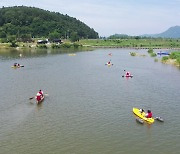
0 6 99 39
169 52 180 59
150 52 157 57
148 48 154 53
162 56 169 61
73 43 82 48
176 57 180 66
61 42 71 48
51 43 61 49
37 44 47 49
130 52 136 56
10 41 18 47
48 31 60 41
70 32 79 42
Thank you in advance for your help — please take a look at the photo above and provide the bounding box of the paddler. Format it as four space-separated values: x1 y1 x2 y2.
39 90 44 97
145 110 153 118
36 92 41 102
126 71 131 76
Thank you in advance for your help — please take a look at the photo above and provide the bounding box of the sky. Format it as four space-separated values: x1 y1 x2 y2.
0 0 180 37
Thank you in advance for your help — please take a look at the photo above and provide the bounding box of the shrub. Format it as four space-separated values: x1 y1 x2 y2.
37 44 47 49
148 48 153 53
150 52 157 57
130 52 136 56
162 56 169 62
169 52 180 59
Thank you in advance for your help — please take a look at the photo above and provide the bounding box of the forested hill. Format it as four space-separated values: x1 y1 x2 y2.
0 6 99 39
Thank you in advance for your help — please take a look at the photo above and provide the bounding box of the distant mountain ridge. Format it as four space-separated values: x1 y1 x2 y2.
142 26 180 38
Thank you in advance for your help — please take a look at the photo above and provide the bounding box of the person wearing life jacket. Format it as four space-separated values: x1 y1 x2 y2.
36 92 41 102
126 72 130 76
145 110 153 118
39 90 44 97
139 109 144 113
108 61 111 64
14 63 17 67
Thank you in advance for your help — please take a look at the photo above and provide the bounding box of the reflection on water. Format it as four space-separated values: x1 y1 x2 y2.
0 47 94 60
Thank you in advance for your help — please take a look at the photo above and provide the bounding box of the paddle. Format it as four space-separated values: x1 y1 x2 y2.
155 116 164 122
122 75 133 78
20 65 24 67
136 118 144 124
29 96 34 100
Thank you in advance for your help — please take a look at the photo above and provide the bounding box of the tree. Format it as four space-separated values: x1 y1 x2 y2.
70 32 79 42
48 31 60 41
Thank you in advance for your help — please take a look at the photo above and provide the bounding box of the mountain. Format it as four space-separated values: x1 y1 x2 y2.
142 26 180 38
0 6 99 39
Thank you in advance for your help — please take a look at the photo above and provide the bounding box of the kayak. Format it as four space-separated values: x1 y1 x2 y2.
36 96 44 104
11 65 24 68
133 107 154 124
106 63 113 66
122 75 133 77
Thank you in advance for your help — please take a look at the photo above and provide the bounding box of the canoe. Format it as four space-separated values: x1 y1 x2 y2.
36 96 44 104
133 107 154 124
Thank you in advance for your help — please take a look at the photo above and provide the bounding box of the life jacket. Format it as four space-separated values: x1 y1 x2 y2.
147 112 152 118
36 95 41 101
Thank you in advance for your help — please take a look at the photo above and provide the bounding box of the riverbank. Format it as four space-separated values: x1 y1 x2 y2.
1 38 180 50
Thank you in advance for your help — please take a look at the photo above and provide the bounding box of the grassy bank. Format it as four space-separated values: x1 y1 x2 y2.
79 38 180 49
1 38 180 50
161 51 180 67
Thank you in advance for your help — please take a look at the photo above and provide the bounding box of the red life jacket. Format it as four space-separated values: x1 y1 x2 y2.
147 112 152 118
36 95 41 101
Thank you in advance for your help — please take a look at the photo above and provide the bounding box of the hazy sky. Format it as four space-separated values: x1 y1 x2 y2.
0 0 180 36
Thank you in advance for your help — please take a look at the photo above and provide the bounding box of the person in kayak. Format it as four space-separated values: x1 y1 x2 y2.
39 90 44 97
139 109 145 113
14 63 17 67
36 92 42 101
107 60 111 64
126 72 131 76
145 110 153 118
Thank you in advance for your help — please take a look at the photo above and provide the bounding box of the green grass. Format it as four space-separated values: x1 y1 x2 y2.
78 38 180 48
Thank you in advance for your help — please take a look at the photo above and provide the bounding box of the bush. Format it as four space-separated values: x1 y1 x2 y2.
169 52 180 59
150 52 157 57
130 52 136 56
176 57 180 66
162 56 169 62
37 44 47 49
51 43 61 49
61 43 71 48
148 48 153 53
73 43 82 48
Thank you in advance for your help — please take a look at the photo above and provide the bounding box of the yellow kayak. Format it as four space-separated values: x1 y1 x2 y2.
133 107 154 124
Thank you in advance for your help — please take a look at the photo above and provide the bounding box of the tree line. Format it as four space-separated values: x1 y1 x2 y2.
0 6 99 42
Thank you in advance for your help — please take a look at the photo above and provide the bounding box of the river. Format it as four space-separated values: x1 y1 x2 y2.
0 48 180 154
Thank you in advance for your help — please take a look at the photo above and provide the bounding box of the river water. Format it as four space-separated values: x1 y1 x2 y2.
0 48 180 154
